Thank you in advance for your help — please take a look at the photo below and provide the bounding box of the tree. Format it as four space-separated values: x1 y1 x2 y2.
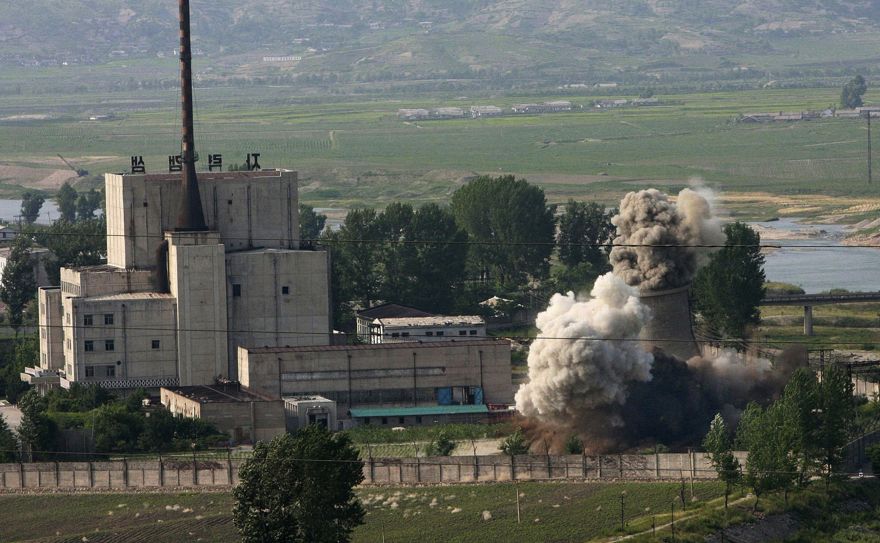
91 404 144 453
451 175 556 287
323 208 382 313
702 413 740 512
867 444 880 475
500 428 530 456
0 236 37 333
426 431 455 456
0 414 16 462
233 427 364 543
299 204 327 241
557 200 615 271
815 364 855 489
841 75 868 109
76 189 102 221
55 182 78 222
737 402 797 510
376 202 417 305
780 368 820 485
694 222 765 338
564 434 584 455
34 218 106 284
19 192 44 224
16 389 57 461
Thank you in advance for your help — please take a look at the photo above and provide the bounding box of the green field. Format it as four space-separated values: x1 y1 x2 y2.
4 86 880 214
0 481 726 543
759 301 880 350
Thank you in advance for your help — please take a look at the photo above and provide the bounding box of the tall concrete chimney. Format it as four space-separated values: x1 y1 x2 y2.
175 0 207 232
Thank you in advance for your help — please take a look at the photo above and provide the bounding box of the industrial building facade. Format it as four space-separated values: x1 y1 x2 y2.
25 169 332 390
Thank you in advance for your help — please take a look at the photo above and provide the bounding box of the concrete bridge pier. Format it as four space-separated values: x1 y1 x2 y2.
804 305 813 336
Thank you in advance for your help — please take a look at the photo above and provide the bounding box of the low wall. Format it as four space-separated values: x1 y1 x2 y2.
0 451 745 491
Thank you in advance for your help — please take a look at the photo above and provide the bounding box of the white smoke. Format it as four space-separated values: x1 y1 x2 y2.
515 273 654 426
609 185 723 291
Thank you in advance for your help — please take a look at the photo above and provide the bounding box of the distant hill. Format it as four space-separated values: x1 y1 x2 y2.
4 1 880 90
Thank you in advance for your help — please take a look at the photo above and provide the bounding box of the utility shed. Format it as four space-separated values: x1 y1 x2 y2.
283 395 337 431
160 383 285 443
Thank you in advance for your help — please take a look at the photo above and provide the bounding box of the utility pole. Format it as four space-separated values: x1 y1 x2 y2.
867 112 873 185
515 481 521 524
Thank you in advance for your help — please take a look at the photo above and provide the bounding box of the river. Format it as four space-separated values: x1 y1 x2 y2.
0 199 60 225
751 218 880 294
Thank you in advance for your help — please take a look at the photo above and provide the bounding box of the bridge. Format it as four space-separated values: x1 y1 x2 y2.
762 292 880 336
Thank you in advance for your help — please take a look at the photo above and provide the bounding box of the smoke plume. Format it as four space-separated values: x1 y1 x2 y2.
610 186 723 291
514 273 653 428
514 187 803 452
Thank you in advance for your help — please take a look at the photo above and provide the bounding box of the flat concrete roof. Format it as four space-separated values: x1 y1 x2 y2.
247 338 506 354
85 292 175 302
376 315 485 327
162 384 271 404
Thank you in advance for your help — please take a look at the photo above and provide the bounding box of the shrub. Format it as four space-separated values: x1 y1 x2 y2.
500 428 530 456
868 444 880 475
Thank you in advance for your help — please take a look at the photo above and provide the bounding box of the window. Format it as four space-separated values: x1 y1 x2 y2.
459 330 467 336
401 332 410 338
84 340 94 352
425 331 434 336
282 286 289 295
65 313 70 324
469 330 478 335
436 331 444 337
391 333 400 338
105 340 115 351
232 284 241 297
398 417 405 424
83 314 93 326
85 366 94 377
66 338 71 349
416 416 423 424
104 365 115 377
104 314 114 325
152 340 161 349
381 417 388 425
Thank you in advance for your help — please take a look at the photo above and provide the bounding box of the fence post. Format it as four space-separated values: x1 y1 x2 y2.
88 460 94 488
655 450 661 479
582 450 587 479
122 458 129 488
510 456 516 481
618 454 623 479
473 455 479 481
227 449 233 486
158 455 164 487
55 461 60 487
368 457 375 484
416 457 421 483
598 455 603 479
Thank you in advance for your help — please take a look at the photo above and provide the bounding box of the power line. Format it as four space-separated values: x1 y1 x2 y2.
15 227 880 249
19 321 880 348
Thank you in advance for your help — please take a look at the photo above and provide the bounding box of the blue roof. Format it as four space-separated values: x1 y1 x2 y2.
349 405 488 418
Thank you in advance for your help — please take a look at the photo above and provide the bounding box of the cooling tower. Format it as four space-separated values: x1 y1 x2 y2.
636 285 701 361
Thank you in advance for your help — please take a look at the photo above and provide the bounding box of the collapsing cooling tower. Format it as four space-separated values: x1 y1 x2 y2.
636 284 700 360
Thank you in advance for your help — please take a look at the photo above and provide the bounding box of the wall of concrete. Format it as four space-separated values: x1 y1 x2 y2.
0 451 746 490
168 231 228 385
225 249 330 379
38 287 64 371
239 340 515 408
106 170 299 270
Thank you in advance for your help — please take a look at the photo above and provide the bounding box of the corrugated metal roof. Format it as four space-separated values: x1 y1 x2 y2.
349 404 488 418
377 315 485 327
356 303 434 320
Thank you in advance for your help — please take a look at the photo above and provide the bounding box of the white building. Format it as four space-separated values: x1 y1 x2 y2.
25 169 331 391
470 105 503 118
368 315 486 344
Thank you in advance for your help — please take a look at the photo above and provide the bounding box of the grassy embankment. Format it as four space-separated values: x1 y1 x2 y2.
0 480 726 543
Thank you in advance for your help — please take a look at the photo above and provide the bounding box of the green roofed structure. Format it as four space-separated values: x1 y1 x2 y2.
350 404 489 426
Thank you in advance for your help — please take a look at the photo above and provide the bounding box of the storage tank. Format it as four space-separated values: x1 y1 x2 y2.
636 285 701 360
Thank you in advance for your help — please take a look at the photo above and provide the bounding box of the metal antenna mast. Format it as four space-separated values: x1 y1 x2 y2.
175 0 208 231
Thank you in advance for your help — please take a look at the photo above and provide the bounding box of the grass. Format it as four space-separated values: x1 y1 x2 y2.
4 85 880 212
343 422 513 445
0 481 726 543
758 302 880 350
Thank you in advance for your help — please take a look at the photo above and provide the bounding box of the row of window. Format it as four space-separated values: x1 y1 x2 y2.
231 284 291 297
65 313 115 326
388 329 479 339
80 339 161 352
84 365 115 378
